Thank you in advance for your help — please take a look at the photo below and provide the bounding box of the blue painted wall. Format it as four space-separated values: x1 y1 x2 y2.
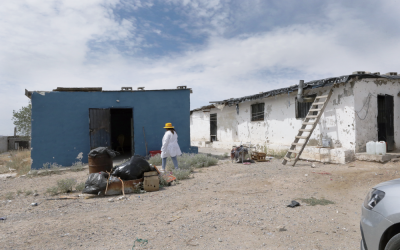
31 90 198 169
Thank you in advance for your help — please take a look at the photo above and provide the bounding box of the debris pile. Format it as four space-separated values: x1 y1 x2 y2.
83 152 175 196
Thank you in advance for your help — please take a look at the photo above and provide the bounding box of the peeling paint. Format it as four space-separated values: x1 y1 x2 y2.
76 152 83 160
191 78 400 160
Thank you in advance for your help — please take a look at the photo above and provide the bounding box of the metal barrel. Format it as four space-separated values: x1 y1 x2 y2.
88 154 113 173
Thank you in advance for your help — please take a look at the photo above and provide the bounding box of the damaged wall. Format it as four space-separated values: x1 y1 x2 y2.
31 90 196 169
191 84 356 153
354 78 400 152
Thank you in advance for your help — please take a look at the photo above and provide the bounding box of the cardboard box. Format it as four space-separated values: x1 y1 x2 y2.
144 171 159 192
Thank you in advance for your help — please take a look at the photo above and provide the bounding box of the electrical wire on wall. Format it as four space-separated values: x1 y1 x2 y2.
355 93 376 120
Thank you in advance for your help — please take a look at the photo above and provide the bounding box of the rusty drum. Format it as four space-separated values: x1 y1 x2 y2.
88 154 113 173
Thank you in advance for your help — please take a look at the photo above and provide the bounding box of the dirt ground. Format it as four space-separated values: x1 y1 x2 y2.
1 156 400 249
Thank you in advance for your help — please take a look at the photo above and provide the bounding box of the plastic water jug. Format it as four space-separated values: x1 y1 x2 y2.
366 141 376 155
376 141 386 156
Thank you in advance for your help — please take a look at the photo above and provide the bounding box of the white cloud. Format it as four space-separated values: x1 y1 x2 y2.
1 0 400 135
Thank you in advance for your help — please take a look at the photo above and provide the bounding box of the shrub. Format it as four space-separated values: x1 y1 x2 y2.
71 161 85 172
57 178 77 193
172 169 191 180
41 162 63 175
75 182 85 192
25 190 33 196
6 150 31 175
166 153 219 171
5 192 14 200
148 154 162 166
46 186 59 196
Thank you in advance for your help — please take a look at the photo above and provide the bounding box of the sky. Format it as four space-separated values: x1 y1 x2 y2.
1 0 400 135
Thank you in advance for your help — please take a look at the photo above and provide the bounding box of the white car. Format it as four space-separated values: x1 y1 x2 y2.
360 178 400 249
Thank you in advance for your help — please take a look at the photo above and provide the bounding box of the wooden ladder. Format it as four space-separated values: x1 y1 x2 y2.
282 88 334 166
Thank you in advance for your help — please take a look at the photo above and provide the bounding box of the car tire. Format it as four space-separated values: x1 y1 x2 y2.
385 233 400 250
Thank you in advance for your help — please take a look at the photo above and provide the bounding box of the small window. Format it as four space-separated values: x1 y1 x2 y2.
251 103 265 121
296 95 317 118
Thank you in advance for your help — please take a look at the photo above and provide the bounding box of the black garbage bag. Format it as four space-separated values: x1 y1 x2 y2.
111 155 152 180
88 147 119 158
82 171 108 194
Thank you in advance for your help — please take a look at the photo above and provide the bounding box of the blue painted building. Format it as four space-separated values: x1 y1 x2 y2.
26 87 197 169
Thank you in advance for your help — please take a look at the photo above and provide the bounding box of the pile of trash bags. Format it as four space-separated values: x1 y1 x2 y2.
83 155 155 195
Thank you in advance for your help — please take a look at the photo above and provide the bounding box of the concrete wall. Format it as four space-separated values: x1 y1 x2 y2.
354 78 400 152
31 90 196 169
191 84 356 153
0 136 7 153
190 111 211 144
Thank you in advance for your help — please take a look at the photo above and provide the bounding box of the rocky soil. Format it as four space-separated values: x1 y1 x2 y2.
1 157 400 249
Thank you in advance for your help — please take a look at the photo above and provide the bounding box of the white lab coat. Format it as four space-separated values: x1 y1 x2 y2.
161 131 182 158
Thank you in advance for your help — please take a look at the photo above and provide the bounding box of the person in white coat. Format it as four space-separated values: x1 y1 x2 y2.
161 123 182 171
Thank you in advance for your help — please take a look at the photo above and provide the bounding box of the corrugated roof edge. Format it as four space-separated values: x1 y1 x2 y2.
190 104 215 113
209 74 400 107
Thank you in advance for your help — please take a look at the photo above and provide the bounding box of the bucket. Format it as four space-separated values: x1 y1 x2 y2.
88 154 113 173
149 150 162 157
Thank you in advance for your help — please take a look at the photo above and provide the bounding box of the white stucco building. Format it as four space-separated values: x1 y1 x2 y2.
190 72 400 164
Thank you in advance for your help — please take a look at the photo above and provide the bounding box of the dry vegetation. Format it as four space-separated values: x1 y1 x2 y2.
0 150 31 175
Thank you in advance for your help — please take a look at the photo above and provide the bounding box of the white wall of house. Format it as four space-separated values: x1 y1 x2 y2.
191 78 400 163
191 84 356 150
190 111 210 144
354 78 400 152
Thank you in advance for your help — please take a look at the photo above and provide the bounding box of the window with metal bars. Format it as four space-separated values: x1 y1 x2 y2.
251 103 265 121
295 95 317 118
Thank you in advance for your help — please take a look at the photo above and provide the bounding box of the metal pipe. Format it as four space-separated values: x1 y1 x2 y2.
297 80 315 103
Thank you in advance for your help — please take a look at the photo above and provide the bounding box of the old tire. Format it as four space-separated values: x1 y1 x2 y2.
385 233 400 250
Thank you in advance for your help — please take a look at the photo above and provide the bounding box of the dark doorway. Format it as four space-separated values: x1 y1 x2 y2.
110 108 134 157
89 108 111 149
377 95 394 151
210 113 217 142
89 108 134 156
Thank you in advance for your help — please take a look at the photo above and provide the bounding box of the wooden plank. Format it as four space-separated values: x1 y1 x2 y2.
302 122 315 125
284 157 291 162
309 109 321 111
292 143 304 146
295 136 308 139
306 115 318 118
315 95 328 99
312 102 325 105
299 129 312 132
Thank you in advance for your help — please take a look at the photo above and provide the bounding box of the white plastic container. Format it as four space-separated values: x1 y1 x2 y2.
366 141 376 155
376 141 386 156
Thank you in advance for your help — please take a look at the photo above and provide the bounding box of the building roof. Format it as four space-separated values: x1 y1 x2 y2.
190 104 215 113
25 86 192 99
208 73 400 107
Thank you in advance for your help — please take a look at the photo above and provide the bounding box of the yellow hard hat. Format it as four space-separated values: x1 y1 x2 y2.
164 123 174 128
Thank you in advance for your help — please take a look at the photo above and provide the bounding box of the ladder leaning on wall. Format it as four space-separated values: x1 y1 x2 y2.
282 87 334 166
